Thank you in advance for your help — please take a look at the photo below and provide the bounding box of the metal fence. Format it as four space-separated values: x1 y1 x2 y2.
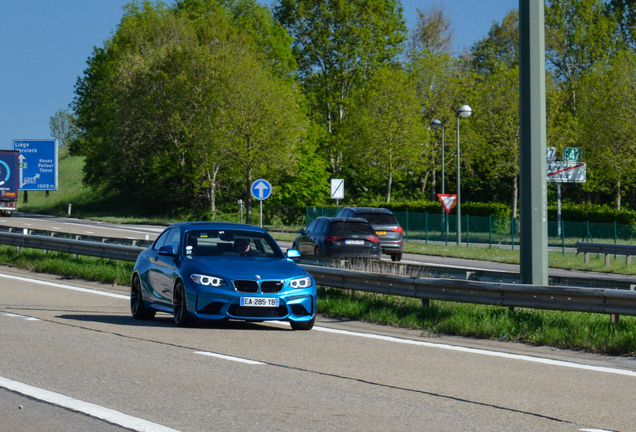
306 207 636 249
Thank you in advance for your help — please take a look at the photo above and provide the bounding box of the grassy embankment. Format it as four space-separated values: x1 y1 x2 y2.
8 148 636 356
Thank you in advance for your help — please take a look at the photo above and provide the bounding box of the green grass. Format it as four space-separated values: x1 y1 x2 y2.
0 246 133 285
318 287 636 356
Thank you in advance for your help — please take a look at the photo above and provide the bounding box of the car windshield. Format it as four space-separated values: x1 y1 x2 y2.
328 221 375 235
183 229 284 258
355 213 398 225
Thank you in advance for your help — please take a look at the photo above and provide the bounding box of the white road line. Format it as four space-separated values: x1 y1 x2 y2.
0 273 129 300
0 376 180 432
194 351 265 365
2 312 40 321
580 429 616 432
313 326 636 378
5 271 636 379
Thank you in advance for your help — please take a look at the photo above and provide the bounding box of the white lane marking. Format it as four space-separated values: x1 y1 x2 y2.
52 226 62 230
194 351 264 365
580 429 615 432
0 376 180 432
84 231 94 234
2 312 40 321
59 221 163 235
0 273 129 300
5 271 636 379
313 326 636 378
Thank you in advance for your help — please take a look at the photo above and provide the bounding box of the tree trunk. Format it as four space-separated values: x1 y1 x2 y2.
246 164 252 224
511 175 518 219
386 171 392 203
207 167 219 216
430 170 436 201
616 179 621 211
421 170 430 195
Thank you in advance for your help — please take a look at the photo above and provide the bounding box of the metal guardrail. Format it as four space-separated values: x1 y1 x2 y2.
576 241 636 266
303 265 636 318
0 232 144 262
1 230 636 319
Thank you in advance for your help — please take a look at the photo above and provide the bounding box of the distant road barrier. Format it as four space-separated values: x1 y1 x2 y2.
1 230 635 320
577 241 636 266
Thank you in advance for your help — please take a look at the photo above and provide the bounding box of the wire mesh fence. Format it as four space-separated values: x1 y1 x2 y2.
306 206 636 249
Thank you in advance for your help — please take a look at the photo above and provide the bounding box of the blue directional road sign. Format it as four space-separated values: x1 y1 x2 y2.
251 179 272 200
13 139 58 191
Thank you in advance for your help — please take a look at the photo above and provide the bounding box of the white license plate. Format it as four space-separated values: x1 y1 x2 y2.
240 297 279 307
345 240 364 245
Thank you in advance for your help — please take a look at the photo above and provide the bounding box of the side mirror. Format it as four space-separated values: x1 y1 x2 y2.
158 245 176 256
286 249 301 261
297 228 306 235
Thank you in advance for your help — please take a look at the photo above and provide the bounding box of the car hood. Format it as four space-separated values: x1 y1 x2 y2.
183 256 308 280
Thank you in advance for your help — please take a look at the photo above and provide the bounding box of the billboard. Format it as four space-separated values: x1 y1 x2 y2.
12 139 58 191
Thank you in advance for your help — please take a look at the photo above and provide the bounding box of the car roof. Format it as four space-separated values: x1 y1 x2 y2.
167 221 267 233
342 207 394 214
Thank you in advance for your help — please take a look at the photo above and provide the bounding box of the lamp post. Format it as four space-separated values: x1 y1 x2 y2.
456 105 472 246
431 119 446 243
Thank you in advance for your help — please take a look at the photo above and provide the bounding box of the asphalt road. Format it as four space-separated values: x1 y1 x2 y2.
1 267 636 431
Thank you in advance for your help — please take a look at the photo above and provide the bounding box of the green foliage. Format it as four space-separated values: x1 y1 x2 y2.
72 0 304 217
548 202 636 224
347 65 425 203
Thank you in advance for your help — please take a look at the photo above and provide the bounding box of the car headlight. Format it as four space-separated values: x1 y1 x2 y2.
289 276 312 289
190 274 227 287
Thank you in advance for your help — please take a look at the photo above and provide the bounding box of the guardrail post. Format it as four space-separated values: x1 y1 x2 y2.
605 254 610 267
421 299 430 307
627 255 632 266
611 314 620 324
584 252 589 264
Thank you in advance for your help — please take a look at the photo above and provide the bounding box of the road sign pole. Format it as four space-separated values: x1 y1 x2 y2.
519 0 548 285
557 183 562 238
260 201 263 228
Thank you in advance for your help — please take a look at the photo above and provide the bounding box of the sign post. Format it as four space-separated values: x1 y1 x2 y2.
250 179 272 228
547 160 587 237
437 194 457 245
330 179 344 210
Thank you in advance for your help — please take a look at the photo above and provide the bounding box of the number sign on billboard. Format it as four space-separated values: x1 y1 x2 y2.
12 139 59 191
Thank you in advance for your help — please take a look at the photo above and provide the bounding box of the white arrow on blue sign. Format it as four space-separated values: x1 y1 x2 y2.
251 179 272 200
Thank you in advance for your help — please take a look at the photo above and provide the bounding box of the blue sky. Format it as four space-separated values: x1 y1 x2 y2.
0 0 517 150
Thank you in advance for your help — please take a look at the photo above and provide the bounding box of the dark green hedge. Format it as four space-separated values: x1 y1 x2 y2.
334 200 636 224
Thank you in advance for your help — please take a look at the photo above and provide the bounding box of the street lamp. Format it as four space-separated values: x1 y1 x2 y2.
456 105 472 246
431 119 447 244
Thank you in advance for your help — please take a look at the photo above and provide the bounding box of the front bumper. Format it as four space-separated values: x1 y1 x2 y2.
188 281 317 323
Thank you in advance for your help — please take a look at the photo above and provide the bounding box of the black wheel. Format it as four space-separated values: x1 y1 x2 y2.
292 242 299 250
314 245 320 257
131 274 155 320
173 281 192 327
290 316 315 331
391 252 403 262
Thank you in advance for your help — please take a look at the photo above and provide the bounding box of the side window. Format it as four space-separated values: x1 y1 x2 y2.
153 229 171 250
316 220 328 233
164 229 181 253
306 220 318 233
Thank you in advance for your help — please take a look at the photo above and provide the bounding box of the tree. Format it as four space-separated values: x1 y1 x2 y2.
608 0 636 50
347 66 424 203
470 8 519 75
545 0 620 115
72 0 303 216
213 49 306 222
409 3 454 55
468 67 521 217
274 0 407 176
49 109 78 146
578 51 636 209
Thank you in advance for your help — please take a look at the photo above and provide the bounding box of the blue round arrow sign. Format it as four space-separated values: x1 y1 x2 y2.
251 179 272 200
